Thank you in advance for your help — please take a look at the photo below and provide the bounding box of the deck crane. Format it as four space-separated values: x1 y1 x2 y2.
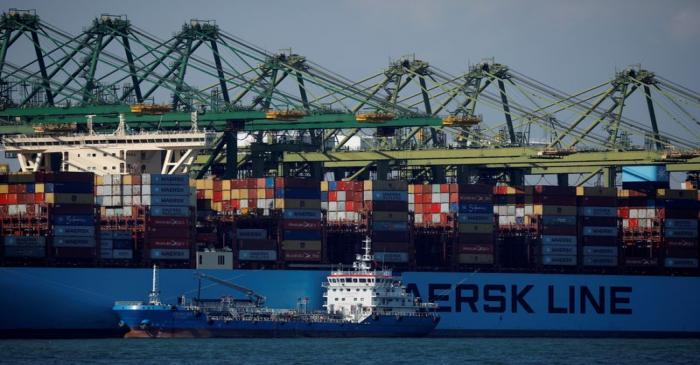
194 272 267 307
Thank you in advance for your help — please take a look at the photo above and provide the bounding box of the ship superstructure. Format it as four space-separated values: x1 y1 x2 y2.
324 238 435 323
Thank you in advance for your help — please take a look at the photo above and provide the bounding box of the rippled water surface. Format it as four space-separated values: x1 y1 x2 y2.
1 338 699 364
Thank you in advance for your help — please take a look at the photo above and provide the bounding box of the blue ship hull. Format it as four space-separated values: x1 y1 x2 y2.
1 267 700 337
113 305 438 338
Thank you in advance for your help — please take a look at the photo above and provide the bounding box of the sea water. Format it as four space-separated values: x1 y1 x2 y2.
1 338 699 364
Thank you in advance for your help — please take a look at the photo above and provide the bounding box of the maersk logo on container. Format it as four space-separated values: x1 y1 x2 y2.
582 226 618 237
404 282 633 315
541 235 577 245
579 207 617 217
236 229 267 240
282 209 322 220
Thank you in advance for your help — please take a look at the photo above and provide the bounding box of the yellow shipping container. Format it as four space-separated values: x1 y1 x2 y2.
275 198 284 209
222 190 231 200
123 175 132 185
189 178 196 188
281 240 322 251
35 183 44 193
408 185 414 194
195 179 206 189
222 180 231 190
0 184 8 194
213 202 223 212
205 178 214 190
45 193 54 204
205 189 213 199
240 189 248 199
256 189 265 199
320 181 328 192
231 189 240 199
95 175 104 186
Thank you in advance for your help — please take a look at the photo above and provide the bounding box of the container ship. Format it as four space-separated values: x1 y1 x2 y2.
0 167 699 337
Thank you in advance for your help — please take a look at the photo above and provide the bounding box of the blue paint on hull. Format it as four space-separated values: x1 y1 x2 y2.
1 267 699 336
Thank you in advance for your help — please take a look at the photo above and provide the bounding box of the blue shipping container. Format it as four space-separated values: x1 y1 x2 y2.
370 191 408 201
148 185 190 196
541 235 577 246
282 209 322 220
458 203 493 214
149 206 190 217
276 188 320 200
53 226 95 237
150 195 190 206
372 221 409 232
112 239 133 250
621 165 668 183
148 174 190 186
52 215 94 226
542 215 577 226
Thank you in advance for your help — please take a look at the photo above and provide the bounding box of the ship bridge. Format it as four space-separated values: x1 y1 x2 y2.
2 113 217 175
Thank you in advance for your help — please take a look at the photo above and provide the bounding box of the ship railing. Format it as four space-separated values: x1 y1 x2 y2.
114 301 145 306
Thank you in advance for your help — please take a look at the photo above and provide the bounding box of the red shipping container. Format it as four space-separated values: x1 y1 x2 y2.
265 189 273 199
213 191 222 202
618 207 630 218
213 179 222 191
440 184 449 193
7 194 17 204
222 201 231 211
627 219 638 229
230 199 240 209
415 204 423 213
413 194 422 204
147 238 190 248
35 193 45 203
147 225 191 239
423 194 432 203
148 216 190 228
459 243 494 254
196 233 218 244
282 250 321 262
196 190 205 199
329 191 337 201
282 219 322 230
411 185 421 194
337 181 346 190
256 178 265 189
431 204 441 213
346 201 355 211
248 199 256 208
0 193 6 204
449 193 458 203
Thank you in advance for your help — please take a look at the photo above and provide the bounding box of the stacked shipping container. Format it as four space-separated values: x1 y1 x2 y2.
658 189 699 268
365 180 410 263
49 173 97 260
619 189 663 267
577 187 619 267
277 178 322 263
455 184 494 265
1 173 49 260
409 183 457 227
144 174 194 263
536 186 578 266
321 181 363 224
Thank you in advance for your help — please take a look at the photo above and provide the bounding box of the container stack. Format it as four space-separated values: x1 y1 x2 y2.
48 172 97 261
455 184 495 265
535 186 578 267
99 230 134 261
619 189 662 267
277 178 322 263
408 183 457 227
577 187 619 267
0 172 50 260
365 180 410 263
321 181 363 224
236 227 277 262
143 174 194 264
658 189 699 269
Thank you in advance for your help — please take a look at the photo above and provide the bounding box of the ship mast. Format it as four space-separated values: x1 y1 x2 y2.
353 236 374 272
148 265 161 305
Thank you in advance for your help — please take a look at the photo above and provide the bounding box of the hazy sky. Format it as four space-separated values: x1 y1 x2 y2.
4 0 699 93
2 1 698 184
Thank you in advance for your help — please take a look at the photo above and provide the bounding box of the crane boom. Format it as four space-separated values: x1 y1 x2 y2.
194 272 266 307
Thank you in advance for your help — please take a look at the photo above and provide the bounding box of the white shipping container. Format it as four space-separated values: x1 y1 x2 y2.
431 214 441 223
123 196 133 206
133 195 142 205
516 207 525 217
337 191 346 201
133 185 142 196
338 202 345 211
96 186 107 196
122 185 133 196
256 199 265 209
415 214 423 224
111 196 122 206
524 205 534 215
440 203 449 213
329 202 338 211
321 202 328 210
432 193 440 203
328 212 338 221
408 203 415 212
240 200 248 208
440 193 449 203
507 205 516 215
337 212 347 221
646 208 656 218
408 195 414 204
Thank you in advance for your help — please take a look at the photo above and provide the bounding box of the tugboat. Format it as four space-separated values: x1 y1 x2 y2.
113 238 440 337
